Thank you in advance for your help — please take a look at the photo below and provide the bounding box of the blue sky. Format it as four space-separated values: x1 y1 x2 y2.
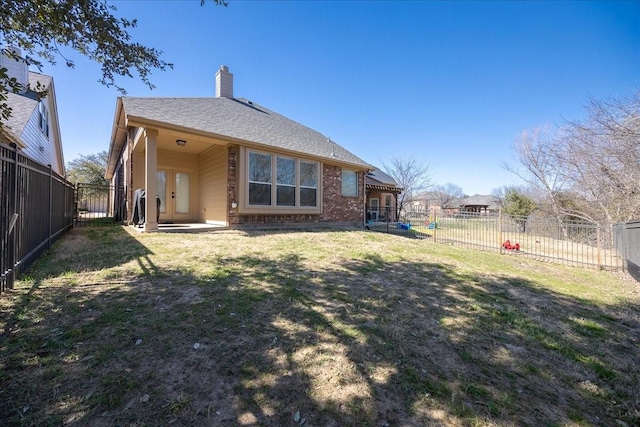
46 0 639 195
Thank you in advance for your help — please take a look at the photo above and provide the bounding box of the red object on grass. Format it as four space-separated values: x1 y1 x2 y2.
502 240 520 251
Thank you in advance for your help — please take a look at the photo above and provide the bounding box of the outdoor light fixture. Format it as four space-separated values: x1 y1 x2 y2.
175 139 187 147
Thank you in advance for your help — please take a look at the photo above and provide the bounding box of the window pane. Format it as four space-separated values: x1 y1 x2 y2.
277 157 295 185
277 185 295 206
249 183 271 205
300 187 317 207
249 152 272 183
342 169 358 196
175 173 190 214
300 162 317 187
156 171 166 213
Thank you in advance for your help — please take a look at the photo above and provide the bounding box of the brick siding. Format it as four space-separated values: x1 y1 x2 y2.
227 148 364 225
320 164 365 223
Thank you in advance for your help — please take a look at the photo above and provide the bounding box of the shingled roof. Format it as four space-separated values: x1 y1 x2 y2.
119 96 371 168
457 194 500 210
367 168 397 186
366 168 403 193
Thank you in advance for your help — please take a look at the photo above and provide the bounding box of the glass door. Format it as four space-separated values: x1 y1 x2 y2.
157 169 192 222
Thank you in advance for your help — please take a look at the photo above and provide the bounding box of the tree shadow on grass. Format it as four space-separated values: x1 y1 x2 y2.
0 228 638 426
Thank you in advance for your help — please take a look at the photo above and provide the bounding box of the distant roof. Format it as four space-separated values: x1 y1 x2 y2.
119 96 371 168
4 72 52 137
458 194 500 208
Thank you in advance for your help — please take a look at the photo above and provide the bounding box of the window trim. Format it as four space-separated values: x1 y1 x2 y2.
238 147 322 214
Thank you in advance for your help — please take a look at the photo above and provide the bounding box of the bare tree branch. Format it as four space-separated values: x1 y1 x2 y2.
382 156 433 216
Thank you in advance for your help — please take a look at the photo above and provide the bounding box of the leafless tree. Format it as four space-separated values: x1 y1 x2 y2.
433 183 465 209
507 91 640 226
382 156 433 217
558 92 640 223
504 126 571 236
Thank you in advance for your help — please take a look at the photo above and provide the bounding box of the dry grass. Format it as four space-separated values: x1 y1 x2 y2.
387 216 623 269
1 226 639 426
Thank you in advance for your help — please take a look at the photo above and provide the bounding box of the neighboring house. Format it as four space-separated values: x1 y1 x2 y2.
411 191 443 214
0 47 65 175
365 169 402 221
105 65 372 231
457 194 501 214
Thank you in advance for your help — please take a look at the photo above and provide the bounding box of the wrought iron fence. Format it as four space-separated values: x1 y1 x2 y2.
366 207 623 270
74 183 122 227
1 143 74 293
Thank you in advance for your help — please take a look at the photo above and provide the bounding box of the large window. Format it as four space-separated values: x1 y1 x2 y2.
341 169 358 196
247 150 318 209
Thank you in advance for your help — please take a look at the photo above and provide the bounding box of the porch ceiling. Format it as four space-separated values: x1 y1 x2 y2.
133 128 228 155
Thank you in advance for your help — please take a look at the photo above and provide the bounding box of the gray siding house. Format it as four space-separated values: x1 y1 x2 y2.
0 47 65 175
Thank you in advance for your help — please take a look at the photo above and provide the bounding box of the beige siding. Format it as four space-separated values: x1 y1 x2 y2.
132 151 146 192
198 145 228 224
134 149 198 189
157 149 198 170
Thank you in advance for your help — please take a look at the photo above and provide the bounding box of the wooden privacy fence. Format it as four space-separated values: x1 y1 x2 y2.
366 207 624 270
1 143 74 294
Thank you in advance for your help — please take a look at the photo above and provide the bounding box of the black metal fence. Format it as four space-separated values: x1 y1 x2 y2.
367 207 623 270
613 221 640 281
1 143 74 293
74 183 121 227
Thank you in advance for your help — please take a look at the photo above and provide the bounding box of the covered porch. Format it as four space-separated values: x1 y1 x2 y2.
107 111 233 232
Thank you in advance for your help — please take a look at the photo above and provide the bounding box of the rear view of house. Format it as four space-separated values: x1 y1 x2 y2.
105 66 372 231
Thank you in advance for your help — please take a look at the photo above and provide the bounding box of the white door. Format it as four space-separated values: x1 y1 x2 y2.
157 170 192 222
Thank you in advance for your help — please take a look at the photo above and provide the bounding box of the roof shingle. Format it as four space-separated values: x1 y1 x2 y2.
121 96 371 168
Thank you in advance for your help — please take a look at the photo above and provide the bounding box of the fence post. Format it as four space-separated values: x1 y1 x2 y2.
596 226 602 268
386 206 389 234
499 210 503 255
9 143 18 287
74 182 78 226
433 208 438 243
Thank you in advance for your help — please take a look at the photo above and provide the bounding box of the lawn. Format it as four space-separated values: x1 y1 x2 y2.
1 226 638 426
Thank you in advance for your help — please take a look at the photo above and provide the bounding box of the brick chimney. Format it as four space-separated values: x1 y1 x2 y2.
0 47 29 94
215 65 233 98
